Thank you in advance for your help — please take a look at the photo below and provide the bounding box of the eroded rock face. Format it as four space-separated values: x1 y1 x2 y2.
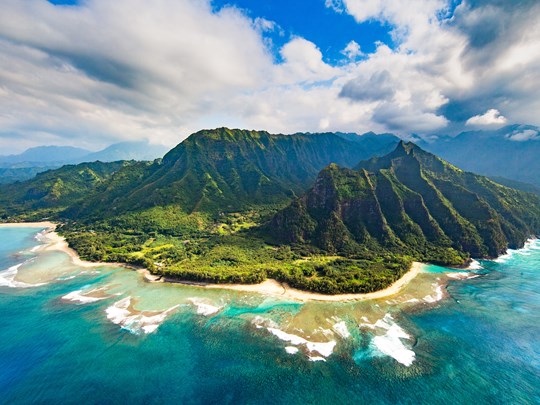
270 142 540 265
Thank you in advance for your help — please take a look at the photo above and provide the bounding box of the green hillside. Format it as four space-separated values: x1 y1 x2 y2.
69 128 396 218
270 141 540 265
0 161 134 220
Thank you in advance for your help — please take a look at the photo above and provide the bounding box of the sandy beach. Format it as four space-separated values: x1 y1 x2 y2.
169 262 424 302
0 221 56 229
1 221 424 302
41 230 104 268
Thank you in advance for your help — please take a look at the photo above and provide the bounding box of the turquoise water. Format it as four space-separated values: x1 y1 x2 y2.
0 227 539 404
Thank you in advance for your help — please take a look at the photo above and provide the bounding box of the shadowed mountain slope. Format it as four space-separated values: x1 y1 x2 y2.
270 142 540 265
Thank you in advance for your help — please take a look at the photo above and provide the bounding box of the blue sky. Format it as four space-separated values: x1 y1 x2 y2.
0 0 539 152
212 0 394 64
51 0 395 63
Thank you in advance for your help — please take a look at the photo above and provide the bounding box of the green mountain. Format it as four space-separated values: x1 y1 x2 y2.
335 131 400 154
0 161 135 219
488 176 540 196
0 166 59 185
270 141 540 264
67 128 398 218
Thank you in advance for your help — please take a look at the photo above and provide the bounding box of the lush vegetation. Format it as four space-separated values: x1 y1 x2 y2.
0 161 134 218
270 141 540 265
56 128 389 219
0 167 60 185
1 129 539 294
57 206 411 294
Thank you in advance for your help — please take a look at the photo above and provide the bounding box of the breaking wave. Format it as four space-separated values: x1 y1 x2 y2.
105 297 179 334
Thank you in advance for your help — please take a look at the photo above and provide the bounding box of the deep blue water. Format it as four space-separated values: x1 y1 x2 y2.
0 227 539 404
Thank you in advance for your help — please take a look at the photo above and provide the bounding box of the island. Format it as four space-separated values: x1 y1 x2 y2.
1 128 539 294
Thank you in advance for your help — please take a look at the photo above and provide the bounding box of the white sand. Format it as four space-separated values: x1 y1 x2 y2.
0 221 56 229
181 262 425 302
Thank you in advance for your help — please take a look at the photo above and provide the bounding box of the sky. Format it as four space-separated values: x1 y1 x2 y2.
0 0 539 152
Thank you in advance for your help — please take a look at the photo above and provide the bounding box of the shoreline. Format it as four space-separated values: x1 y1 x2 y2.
162 262 425 302
41 229 104 269
2 221 423 301
0 221 57 229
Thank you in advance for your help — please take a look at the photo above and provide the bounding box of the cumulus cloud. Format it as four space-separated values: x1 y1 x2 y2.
341 40 363 60
0 0 273 151
506 129 540 142
331 0 463 132
340 70 394 101
441 1 540 126
253 17 283 36
466 109 507 126
277 38 339 84
334 0 540 134
0 0 539 152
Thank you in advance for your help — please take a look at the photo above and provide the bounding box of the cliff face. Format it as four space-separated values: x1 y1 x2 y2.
270 142 540 265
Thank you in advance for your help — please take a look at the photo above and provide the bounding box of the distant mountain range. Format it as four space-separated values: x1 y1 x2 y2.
0 141 168 184
3 125 538 191
418 124 540 188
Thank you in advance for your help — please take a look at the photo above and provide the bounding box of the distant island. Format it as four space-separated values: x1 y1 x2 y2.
1 128 539 294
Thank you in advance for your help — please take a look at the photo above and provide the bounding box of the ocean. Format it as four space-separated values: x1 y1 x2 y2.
0 226 539 404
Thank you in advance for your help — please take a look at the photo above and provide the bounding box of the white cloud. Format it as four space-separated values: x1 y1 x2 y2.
253 17 281 35
0 0 539 152
276 38 339 84
506 129 539 142
325 0 345 14
341 40 363 60
0 0 272 151
330 0 469 133
466 109 507 126
328 1 540 134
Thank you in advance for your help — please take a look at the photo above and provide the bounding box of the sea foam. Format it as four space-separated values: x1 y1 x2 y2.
62 288 107 304
285 346 299 354
187 298 223 316
494 239 540 263
105 297 179 334
423 283 444 303
0 262 46 288
446 272 480 280
266 327 337 360
361 313 416 367
467 260 483 270
332 320 351 339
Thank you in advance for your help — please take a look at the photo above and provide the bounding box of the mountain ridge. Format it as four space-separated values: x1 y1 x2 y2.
418 124 540 187
0 141 168 184
270 141 540 265
67 127 400 217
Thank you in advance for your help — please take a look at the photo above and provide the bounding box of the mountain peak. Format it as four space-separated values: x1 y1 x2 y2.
394 140 420 154
355 140 438 173
187 127 270 143
271 140 540 263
